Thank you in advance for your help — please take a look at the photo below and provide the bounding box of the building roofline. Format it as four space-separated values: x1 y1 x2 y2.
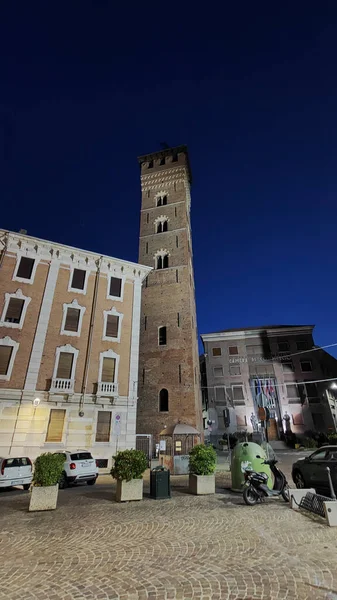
1 229 152 279
201 324 315 342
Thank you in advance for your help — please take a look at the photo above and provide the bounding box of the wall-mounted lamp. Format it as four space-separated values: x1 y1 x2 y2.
33 397 40 407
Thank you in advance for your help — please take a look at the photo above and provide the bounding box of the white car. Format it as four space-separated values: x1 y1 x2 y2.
0 456 33 490
55 451 98 489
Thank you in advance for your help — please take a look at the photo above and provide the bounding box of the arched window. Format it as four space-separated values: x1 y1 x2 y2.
162 220 168 232
162 195 167 205
157 222 163 234
156 219 168 234
159 389 168 412
156 253 169 269
157 197 162 207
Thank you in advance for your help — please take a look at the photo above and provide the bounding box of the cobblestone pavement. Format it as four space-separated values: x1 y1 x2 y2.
1 464 337 600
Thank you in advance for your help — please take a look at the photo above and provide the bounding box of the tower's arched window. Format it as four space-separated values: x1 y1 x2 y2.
156 195 168 207
162 220 168 232
157 197 162 207
159 388 169 412
157 222 163 234
156 219 168 234
156 253 169 269
162 195 167 205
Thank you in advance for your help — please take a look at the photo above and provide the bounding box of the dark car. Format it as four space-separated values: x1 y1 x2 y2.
292 445 337 496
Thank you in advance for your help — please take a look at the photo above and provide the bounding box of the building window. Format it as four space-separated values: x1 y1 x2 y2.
12 255 38 284
160 157 165 165
229 346 238 356
103 308 123 342
146 242 148 254
179 364 182 383
46 409 66 443
213 366 224 377
278 341 290 352
175 207 177 217
177 313 180 327
142 368 145 384
156 254 169 269
176 269 179 283
0 289 31 329
108 276 123 299
148 160 153 168
158 326 167 346
297 340 308 351
60 300 86 337
247 345 262 356
159 389 169 412
301 360 312 372
98 350 119 390
51 344 79 392
156 219 168 233
286 384 300 399
157 197 162 207
147 190 150 198
175 440 182 453
144 316 147 330
232 385 245 401
67 268 90 295
212 347 222 357
230 365 241 376
172 153 178 162
305 382 318 398
282 362 294 373
146 213 149 223
215 387 226 403
176 236 179 248
0 337 19 381
95 411 112 442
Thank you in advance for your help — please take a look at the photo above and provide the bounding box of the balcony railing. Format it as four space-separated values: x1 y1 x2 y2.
97 382 119 396
50 378 74 393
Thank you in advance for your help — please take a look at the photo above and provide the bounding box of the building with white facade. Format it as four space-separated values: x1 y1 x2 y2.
0 230 151 467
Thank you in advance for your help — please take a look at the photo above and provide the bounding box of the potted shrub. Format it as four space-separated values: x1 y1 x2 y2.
111 449 148 502
29 453 64 512
189 443 217 495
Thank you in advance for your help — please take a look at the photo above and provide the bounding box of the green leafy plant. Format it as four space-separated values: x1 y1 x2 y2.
328 433 337 444
111 449 148 482
33 453 65 487
189 444 217 476
303 437 318 449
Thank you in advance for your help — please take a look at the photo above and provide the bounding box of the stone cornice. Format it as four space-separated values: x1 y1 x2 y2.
2 230 152 282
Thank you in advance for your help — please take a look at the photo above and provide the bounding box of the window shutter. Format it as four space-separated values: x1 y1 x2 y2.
0 346 13 375
5 298 24 323
95 411 112 442
106 314 119 338
109 277 122 297
71 269 86 290
101 357 116 382
64 308 80 332
46 409 66 442
16 257 35 279
56 352 74 379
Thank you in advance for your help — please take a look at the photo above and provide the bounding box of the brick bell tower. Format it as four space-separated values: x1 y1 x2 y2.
137 145 203 445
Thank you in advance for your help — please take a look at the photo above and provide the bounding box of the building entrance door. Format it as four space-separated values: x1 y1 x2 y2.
268 418 278 441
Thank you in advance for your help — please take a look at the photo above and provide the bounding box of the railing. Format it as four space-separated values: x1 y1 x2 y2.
50 378 74 393
97 382 118 396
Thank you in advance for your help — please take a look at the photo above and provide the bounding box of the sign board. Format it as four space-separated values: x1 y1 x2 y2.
114 413 122 436
159 440 166 452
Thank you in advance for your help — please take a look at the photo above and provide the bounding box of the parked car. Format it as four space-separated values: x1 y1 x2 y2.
292 445 337 496
0 456 33 490
55 451 98 489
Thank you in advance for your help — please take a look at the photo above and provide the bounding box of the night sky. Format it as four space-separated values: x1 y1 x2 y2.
1 3 337 356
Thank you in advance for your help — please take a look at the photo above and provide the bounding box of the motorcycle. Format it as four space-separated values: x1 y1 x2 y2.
243 455 289 506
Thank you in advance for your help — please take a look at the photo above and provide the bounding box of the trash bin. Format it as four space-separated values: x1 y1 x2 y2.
231 441 272 492
150 466 171 499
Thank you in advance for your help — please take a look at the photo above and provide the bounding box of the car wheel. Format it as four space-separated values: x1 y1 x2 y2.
293 471 305 489
23 484 30 491
59 472 68 489
87 479 96 486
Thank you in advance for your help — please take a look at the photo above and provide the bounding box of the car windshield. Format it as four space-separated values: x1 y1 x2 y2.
70 452 92 461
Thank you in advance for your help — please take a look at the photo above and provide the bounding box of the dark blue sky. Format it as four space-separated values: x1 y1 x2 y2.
1 3 337 355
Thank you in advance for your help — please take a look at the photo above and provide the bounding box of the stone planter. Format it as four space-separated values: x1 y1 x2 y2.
116 478 143 502
189 474 215 495
29 484 59 511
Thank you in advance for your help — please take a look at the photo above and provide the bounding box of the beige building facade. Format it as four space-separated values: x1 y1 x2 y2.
0 230 151 466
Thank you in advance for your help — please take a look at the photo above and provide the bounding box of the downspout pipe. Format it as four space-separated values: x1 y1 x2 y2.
79 256 103 414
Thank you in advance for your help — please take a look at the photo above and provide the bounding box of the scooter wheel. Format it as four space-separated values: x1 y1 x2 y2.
243 486 259 506
281 486 290 502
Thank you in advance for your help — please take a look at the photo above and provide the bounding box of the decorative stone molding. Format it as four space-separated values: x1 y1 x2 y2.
0 336 19 381
60 299 86 337
0 288 31 329
153 215 170 225
102 307 123 343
